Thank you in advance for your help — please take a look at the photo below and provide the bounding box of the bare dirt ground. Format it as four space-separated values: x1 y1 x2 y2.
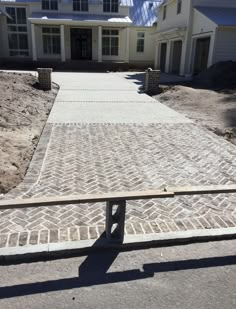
154 85 236 146
0 72 58 194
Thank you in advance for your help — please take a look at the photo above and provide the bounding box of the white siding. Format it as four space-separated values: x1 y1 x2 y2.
213 28 236 63
192 8 216 35
30 2 129 16
129 27 155 64
158 0 191 32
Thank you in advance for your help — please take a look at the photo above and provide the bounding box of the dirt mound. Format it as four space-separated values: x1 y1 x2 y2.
194 61 236 88
155 85 236 146
0 71 58 194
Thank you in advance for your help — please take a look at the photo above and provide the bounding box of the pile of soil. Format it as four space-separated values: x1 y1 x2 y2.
0 72 58 194
155 85 236 145
194 61 236 88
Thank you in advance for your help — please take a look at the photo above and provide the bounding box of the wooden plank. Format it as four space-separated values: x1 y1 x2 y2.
0 190 174 210
165 185 236 196
0 185 235 211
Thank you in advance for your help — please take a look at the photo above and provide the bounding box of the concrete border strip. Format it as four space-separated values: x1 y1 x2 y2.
1 227 236 262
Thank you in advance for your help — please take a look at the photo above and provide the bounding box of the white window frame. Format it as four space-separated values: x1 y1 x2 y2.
6 7 29 57
42 27 61 55
136 32 145 53
102 29 119 56
73 0 88 11
42 0 58 10
177 0 182 15
103 0 119 13
163 5 167 20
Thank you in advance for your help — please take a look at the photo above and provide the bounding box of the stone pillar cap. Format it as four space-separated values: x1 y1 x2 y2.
37 68 53 72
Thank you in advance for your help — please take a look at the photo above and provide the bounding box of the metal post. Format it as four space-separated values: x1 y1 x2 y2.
106 200 126 243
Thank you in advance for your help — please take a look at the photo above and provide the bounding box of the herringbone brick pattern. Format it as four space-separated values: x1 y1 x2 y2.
0 123 236 248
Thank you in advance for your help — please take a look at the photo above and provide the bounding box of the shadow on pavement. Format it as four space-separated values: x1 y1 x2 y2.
0 247 236 299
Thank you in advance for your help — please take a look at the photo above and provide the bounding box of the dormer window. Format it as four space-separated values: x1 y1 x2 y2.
177 0 182 14
42 0 58 10
163 5 167 20
103 0 118 13
73 0 88 11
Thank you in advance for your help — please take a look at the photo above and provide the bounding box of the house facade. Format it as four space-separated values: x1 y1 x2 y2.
155 0 236 76
0 0 159 66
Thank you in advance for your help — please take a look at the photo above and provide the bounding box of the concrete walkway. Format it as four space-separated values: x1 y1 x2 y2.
0 72 236 251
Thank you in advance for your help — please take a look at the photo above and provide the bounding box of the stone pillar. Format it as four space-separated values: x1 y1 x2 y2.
98 26 102 63
145 68 161 94
31 23 37 61
60 24 66 62
125 27 130 63
37 68 53 90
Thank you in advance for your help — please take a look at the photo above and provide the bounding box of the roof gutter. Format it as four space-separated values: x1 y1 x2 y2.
28 18 132 27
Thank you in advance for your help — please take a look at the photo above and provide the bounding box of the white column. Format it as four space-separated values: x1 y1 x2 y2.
154 42 159 69
125 27 130 63
165 41 171 73
98 26 102 63
31 23 37 61
180 36 187 76
207 30 217 68
60 24 65 62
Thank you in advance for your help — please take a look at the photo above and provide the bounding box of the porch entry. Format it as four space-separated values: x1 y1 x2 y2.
194 37 210 74
70 28 92 60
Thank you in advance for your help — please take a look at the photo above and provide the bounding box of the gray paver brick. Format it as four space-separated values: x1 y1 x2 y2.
1 123 236 247
29 231 39 245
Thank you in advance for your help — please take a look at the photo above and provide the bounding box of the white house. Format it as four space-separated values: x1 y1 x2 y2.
0 0 160 66
155 0 236 76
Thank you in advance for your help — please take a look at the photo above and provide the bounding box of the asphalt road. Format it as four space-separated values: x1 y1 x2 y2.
0 240 236 309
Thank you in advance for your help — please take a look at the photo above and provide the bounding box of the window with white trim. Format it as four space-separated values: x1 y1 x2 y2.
103 0 118 13
163 5 167 20
177 0 182 14
42 27 61 55
136 32 145 53
42 0 58 10
102 29 119 56
73 0 88 11
6 7 29 57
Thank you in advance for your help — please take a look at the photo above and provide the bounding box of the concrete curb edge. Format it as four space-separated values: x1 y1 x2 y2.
1 227 236 262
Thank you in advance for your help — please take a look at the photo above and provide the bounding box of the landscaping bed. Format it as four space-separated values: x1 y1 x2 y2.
0 71 58 194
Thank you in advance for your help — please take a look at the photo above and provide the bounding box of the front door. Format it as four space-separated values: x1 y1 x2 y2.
160 43 167 72
70 28 92 60
194 37 210 74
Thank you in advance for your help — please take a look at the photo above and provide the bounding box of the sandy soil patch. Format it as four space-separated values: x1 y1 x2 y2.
154 85 236 145
0 71 58 194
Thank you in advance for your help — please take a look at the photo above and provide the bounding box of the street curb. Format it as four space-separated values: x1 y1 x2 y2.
1 227 236 263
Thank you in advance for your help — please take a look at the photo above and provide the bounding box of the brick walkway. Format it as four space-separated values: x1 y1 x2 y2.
0 72 236 249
